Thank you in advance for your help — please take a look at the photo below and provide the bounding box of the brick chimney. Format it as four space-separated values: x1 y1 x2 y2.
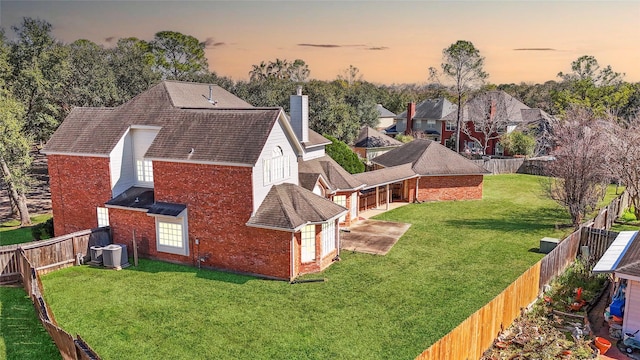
405 102 416 135
290 86 309 143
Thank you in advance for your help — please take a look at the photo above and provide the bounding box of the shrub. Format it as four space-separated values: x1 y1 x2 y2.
500 131 535 156
324 134 365 174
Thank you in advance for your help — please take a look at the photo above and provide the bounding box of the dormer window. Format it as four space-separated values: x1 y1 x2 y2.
136 160 154 183
263 146 290 185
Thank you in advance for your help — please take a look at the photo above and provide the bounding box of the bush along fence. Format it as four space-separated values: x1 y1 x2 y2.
416 192 628 360
1 228 110 360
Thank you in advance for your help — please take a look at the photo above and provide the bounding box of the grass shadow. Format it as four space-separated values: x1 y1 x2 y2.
0 286 60 360
121 259 255 285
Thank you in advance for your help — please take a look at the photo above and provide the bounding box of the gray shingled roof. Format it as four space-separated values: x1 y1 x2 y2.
372 139 488 176
246 183 347 231
43 81 284 166
615 235 640 278
377 104 396 118
164 80 253 108
305 129 332 148
442 91 530 124
298 156 364 192
353 163 417 189
396 98 456 121
354 126 403 148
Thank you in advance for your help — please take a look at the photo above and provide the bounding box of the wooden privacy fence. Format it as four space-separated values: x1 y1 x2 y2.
2 228 110 359
0 228 111 284
471 158 525 175
416 192 626 360
18 248 101 360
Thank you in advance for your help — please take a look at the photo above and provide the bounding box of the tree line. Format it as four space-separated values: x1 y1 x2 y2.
1 17 640 228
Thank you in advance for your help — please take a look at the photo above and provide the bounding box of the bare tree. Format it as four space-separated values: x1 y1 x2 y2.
608 116 640 219
429 40 488 153
460 91 517 155
337 65 362 86
546 106 610 228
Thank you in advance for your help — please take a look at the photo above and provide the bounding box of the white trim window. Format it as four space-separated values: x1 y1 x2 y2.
155 213 188 256
136 159 153 183
426 119 437 129
301 224 316 262
446 121 456 131
263 146 290 185
97 207 109 227
333 195 347 222
322 221 336 257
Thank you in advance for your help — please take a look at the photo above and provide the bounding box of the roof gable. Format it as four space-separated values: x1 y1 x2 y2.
298 156 364 192
396 98 456 121
246 183 347 231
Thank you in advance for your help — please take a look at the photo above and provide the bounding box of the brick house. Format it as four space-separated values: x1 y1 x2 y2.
392 92 554 156
354 139 488 209
42 81 351 280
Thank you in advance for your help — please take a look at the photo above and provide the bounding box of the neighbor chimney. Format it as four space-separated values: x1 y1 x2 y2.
290 86 309 143
405 102 416 135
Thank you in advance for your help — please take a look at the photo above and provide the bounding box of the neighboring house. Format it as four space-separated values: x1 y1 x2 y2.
520 108 557 156
593 231 640 344
355 139 488 210
390 98 456 141
375 104 396 131
42 81 350 280
352 126 403 166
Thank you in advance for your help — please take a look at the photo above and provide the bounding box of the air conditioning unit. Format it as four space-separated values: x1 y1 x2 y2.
102 244 130 270
88 246 105 266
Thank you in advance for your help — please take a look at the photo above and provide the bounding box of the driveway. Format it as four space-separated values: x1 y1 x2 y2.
340 220 411 255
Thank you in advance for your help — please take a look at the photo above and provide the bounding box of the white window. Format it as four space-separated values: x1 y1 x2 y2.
301 225 316 262
333 195 347 222
446 121 456 131
322 221 336 256
263 146 290 185
426 119 437 129
97 207 109 227
414 119 421 130
156 215 188 256
136 159 153 183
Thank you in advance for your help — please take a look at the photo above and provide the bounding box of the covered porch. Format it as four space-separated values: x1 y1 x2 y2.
354 164 418 212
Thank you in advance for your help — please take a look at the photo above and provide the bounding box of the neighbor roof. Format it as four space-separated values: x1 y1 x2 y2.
246 183 347 231
395 98 456 121
298 156 364 192
377 104 396 118
43 81 287 166
442 91 530 124
354 126 403 148
371 139 488 176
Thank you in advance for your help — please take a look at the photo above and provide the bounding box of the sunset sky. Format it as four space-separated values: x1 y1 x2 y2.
2 1 639 85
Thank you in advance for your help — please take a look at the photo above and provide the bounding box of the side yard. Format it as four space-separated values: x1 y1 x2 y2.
37 174 618 359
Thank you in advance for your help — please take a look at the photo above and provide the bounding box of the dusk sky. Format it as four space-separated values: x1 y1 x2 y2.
2 1 639 85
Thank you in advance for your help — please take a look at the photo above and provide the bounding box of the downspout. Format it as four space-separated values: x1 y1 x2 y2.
334 218 341 261
290 232 295 281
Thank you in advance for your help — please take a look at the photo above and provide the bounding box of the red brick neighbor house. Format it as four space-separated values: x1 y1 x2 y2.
354 139 488 209
389 91 555 156
42 81 352 280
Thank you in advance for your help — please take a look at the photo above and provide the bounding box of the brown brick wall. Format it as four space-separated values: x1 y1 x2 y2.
47 155 112 237
152 161 293 279
417 175 483 201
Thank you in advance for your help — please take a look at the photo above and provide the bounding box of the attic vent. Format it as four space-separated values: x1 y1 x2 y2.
207 85 218 105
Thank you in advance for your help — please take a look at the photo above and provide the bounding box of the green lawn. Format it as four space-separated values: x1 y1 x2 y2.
0 287 60 360
0 214 52 246
38 175 616 359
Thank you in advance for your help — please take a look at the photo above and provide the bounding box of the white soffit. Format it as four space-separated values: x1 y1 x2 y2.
593 231 638 273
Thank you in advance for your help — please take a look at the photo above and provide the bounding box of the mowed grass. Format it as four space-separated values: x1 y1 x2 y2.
39 175 615 359
0 214 52 246
0 287 60 360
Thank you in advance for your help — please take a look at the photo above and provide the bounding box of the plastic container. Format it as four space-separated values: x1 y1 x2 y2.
594 337 611 354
